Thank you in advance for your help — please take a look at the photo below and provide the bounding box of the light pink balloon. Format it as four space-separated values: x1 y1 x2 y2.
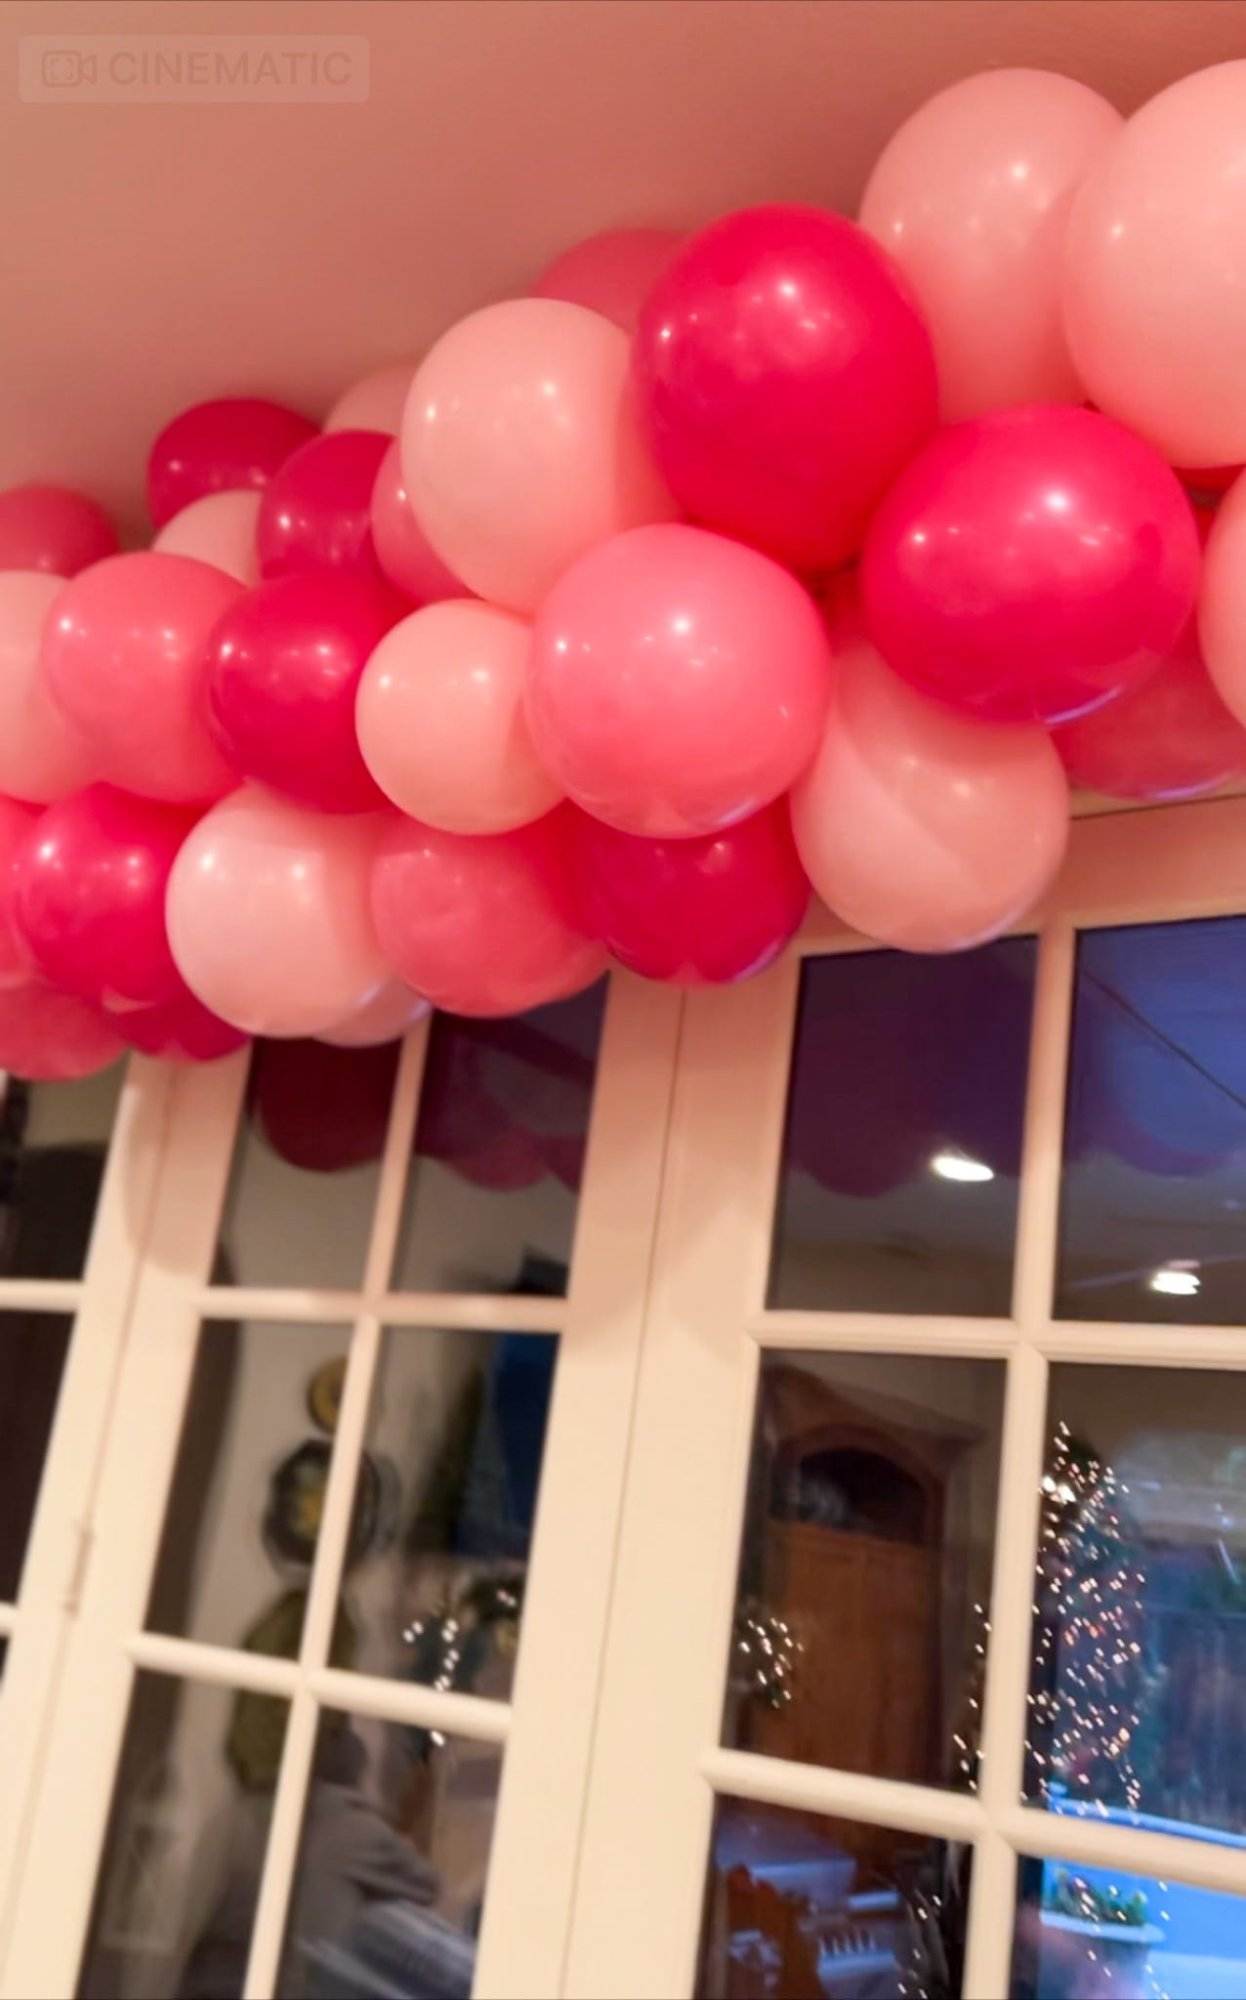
0 573 100 803
860 68 1121 420
153 490 262 585
320 978 430 1047
1064 61 1246 465
167 787 389 1036
370 440 464 604
1198 471 1246 734
532 227 685 332
358 600 562 833
325 359 417 436
402 298 675 613
790 614 1069 952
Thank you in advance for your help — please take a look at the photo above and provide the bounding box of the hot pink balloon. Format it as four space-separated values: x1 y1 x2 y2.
153 490 262 585
371 808 606 1017
860 70 1120 420
147 397 318 528
0 983 125 1081
370 440 463 604
41 552 243 802
634 204 937 574
532 227 684 332
575 802 809 984
206 573 401 812
527 523 831 837
0 484 118 577
325 360 416 436
790 616 1069 953
403 298 675 613
0 797 38 989
13 784 194 1011
167 787 389 1037
1055 619 1246 803
120 979 248 1063
257 429 391 584
0 572 100 803
320 978 430 1047
862 404 1200 725
357 600 562 833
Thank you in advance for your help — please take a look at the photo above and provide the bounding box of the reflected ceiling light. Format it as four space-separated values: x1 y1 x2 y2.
1149 1264 1201 1297
931 1150 994 1184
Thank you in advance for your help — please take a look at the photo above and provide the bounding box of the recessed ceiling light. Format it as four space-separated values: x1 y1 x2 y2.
931 1150 994 1184
1149 1266 1201 1297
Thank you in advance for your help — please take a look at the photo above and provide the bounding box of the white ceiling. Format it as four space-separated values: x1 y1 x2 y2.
5 0 1246 533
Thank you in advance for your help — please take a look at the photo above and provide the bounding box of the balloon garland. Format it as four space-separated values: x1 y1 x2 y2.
4 59 1246 1081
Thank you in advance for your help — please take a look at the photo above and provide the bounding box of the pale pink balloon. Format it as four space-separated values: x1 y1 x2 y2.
1197 471 1246 735
790 615 1069 953
358 600 562 833
167 787 389 1037
860 69 1121 420
320 978 430 1047
532 227 684 332
153 490 262 585
370 441 464 604
325 360 416 436
402 298 675 613
1064 61 1246 464
0 573 100 803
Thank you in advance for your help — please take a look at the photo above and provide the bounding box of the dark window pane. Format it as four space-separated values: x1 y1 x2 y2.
0 1310 73 1599
1026 1365 1246 1843
697 1796 970 2000
1057 918 1246 1324
768 943 1036 1315
278 1712 502 2000
79 1672 286 1999
393 982 606 1295
723 1353 1004 1791
1010 1853 1246 2000
0 1068 122 1280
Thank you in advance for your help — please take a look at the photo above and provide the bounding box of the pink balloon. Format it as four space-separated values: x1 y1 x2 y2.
1055 618 1246 802
1196 470 1246 742
0 797 38 989
0 573 100 803
12 784 194 1011
532 227 684 332
320 978 430 1047
325 360 416 435
42 553 243 802
860 70 1121 420
0 484 118 577
357 600 562 833
861 405 1200 724
370 440 464 604
147 397 318 528
527 523 832 836
258 430 391 584
575 802 809 984
153 490 262 585
371 808 606 1017
1064 62 1246 466
634 204 937 574
119 980 248 1063
167 788 389 1037
790 615 1069 953
0 983 125 1081
206 573 401 812
403 298 675 613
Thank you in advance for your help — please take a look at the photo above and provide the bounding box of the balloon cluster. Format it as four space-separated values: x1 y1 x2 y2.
5 60 1246 1082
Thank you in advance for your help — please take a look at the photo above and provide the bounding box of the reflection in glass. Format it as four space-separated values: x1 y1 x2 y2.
78 1672 286 1999
1011 1854 1246 2000
0 1310 73 1599
1058 918 1246 1324
0 1065 122 1280
723 1353 1004 1791
697 1797 969 2000
393 983 606 1295
768 943 1035 1315
342 1327 557 1698
279 1712 501 2000
1026 1366 1246 1844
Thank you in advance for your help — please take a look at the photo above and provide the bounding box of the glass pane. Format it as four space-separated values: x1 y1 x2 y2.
278 1710 502 2000
147 1321 365 1659
341 1326 557 1697
723 1352 1004 1791
768 942 1036 1315
79 1671 287 1999
0 1309 73 1599
393 982 606 1295
1057 918 1246 1324
0 1066 122 1279
216 1040 399 1289
1011 1854 1246 2000
697 1796 970 2000
1025 1365 1246 1842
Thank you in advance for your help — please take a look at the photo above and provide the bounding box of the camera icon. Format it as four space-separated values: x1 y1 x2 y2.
41 48 96 87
